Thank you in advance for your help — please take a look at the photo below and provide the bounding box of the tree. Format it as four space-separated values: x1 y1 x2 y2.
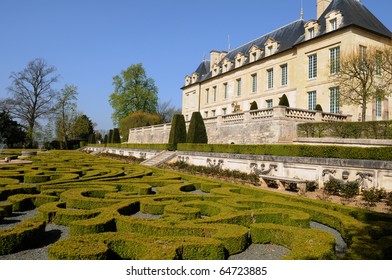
2 58 59 147
334 47 390 121
250 101 258 110
111 128 121 143
157 100 182 124
54 84 78 149
278 94 290 107
168 114 186 149
119 111 162 141
70 114 94 141
186 112 208 144
0 110 26 148
109 63 158 126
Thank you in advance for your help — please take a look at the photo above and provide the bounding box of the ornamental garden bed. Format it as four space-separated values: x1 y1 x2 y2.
0 150 391 260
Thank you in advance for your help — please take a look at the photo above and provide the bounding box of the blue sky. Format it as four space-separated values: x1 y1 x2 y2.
1 0 391 131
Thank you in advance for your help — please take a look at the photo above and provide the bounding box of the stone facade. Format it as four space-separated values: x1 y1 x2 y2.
182 0 392 124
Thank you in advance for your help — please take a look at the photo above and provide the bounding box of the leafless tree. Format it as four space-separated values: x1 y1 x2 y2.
2 58 59 147
334 47 391 121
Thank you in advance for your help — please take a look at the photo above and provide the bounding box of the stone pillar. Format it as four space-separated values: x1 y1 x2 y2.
273 106 287 119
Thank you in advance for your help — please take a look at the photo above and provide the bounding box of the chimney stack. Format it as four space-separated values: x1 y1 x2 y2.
317 0 332 19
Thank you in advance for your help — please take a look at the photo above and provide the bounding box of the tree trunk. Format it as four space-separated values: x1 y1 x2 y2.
361 98 367 122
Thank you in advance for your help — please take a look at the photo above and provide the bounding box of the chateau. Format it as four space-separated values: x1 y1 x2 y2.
182 0 392 123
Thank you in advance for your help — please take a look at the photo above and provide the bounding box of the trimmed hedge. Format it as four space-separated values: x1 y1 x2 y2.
251 223 335 259
89 143 171 150
0 218 46 255
298 121 392 139
177 143 392 161
49 232 226 260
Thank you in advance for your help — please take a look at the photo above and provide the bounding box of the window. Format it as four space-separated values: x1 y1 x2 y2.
205 88 209 104
308 54 317 79
308 91 317 110
281 64 288 86
267 69 274 89
330 47 340 74
376 98 382 120
213 86 217 102
223 83 228 99
330 87 340 114
266 99 273 108
236 79 242 96
185 115 189 121
251 74 257 93
376 51 382 75
252 52 257 62
330 18 337 31
212 110 216 117
268 46 273 55
204 111 208 118
309 27 315 39
359 46 367 68
222 108 227 115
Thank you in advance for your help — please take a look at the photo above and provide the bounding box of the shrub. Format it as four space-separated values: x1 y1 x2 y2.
278 94 290 107
315 104 323 112
186 112 208 144
340 180 359 199
168 114 186 150
111 128 121 143
250 101 258 110
362 187 386 207
306 181 317 192
324 178 343 196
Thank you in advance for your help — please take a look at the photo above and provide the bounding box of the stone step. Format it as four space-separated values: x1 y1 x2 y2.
141 151 177 167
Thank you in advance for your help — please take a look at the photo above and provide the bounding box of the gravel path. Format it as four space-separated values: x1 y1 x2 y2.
310 221 347 257
228 244 290 260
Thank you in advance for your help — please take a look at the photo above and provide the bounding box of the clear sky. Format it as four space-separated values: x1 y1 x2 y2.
1 0 391 131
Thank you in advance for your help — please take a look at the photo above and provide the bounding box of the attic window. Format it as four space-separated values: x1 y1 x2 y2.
304 20 319 40
249 45 262 62
309 28 315 39
330 18 337 31
264 38 279 57
325 10 343 33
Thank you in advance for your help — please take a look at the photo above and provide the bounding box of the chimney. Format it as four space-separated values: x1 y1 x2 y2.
317 0 332 19
210 50 221 71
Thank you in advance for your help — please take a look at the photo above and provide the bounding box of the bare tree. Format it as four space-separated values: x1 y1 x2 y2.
334 47 390 121
2 58 59 147
157 100 182 123
54 84 78 149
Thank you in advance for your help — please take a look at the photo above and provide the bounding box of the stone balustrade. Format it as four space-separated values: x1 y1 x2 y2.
127 106 350 144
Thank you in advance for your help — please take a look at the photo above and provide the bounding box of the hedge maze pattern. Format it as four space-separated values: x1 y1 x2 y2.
1 150 391 259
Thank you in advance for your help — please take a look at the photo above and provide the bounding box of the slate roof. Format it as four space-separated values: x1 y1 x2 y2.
317 0 392 38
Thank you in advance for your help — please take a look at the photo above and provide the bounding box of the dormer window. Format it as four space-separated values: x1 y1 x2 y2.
330 18 337 31
235 53 246 68
264 38 279 57
191 72 199 83
185 75 191 86
222 58 233 73
212 63 221 77
249 45 262 63
325 10 343 33
304 20 319 40
309 28 315 39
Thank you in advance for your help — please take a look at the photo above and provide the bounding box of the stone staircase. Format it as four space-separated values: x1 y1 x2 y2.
140 150 177 167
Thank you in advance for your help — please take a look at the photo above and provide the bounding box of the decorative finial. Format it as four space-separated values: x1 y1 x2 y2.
228 35 231 52
300 0 304 20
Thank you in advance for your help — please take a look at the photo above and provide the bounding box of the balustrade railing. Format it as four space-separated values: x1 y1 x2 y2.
285 107 316 120
250 108 274 119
